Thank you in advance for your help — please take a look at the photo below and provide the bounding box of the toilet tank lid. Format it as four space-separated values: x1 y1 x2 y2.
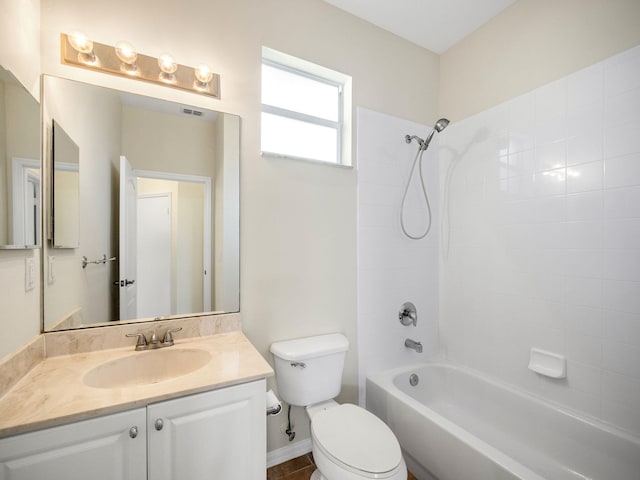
270 333 349 361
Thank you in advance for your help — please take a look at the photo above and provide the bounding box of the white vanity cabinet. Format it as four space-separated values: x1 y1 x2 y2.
148 379 266 479
0 379 266 480
0 408 147 480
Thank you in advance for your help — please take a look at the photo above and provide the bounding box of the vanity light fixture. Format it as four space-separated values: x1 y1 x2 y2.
60 33 220 98
114 40 138 74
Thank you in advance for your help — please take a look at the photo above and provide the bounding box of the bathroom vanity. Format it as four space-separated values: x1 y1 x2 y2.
0 329 273 480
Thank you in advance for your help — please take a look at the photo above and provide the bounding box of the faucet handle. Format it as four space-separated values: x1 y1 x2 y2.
126 333 148 350
162 327 183 346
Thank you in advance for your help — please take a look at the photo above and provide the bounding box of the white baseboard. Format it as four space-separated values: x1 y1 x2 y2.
266 438 312 468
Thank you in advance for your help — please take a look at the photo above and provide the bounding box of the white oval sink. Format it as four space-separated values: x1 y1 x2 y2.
83 348 212 389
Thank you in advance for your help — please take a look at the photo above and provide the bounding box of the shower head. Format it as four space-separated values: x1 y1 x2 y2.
434 118 450 133
422 117 450 149
404 118 450 150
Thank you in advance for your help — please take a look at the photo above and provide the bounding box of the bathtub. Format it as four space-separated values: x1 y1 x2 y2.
366 364 640 480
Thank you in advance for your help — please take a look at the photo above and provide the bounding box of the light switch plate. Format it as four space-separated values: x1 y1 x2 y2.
25 258 35 291
48 255 56 284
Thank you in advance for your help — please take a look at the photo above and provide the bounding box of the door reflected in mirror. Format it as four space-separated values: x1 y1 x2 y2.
0 65 41 249
43 76 240 331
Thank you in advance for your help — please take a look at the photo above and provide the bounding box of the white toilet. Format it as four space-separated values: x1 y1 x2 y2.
270 333 407 480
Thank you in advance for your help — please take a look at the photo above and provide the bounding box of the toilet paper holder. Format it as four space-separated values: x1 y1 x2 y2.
266 389 282 416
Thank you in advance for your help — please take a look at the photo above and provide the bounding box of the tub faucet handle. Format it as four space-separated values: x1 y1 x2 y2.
399 302 417 326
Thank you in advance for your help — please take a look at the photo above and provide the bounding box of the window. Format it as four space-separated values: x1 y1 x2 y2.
261 48 351 166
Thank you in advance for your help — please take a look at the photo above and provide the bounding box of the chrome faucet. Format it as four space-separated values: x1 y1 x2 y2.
405 338 423 353
126 327 183 351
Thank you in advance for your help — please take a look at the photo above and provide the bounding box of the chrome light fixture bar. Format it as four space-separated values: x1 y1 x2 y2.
60 33 220 98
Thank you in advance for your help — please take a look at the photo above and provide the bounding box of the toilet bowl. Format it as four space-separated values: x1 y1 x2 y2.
308 402 406 480
270 334 407 480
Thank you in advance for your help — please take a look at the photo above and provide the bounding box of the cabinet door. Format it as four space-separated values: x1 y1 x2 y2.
148 379 266 480
0 408 147 480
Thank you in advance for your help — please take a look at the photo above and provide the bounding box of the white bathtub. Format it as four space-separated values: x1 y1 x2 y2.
366 364 640 480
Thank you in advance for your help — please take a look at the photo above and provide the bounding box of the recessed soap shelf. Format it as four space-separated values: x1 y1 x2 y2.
528 348 566 379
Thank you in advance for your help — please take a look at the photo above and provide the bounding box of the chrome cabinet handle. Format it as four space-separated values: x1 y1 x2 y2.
155 418 164 431
129 426 138 438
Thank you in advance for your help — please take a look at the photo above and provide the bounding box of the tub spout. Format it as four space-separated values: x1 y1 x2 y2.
405 338 423 353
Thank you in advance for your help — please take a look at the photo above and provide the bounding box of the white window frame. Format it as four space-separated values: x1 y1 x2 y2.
261 47 352 167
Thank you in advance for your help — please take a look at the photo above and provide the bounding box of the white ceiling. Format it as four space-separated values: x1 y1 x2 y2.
322 0 518 54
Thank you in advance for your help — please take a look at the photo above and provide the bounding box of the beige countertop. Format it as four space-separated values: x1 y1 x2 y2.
0 331 273 437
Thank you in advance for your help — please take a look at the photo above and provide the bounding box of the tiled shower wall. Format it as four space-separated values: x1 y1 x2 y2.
357 107 440 404
440 45 640 436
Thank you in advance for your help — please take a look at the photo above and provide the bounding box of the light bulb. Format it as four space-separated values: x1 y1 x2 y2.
194 64 213 85
68 32 93 54
115 41 138 74
115 41 137 64
68 31 96 65
158 54 177 74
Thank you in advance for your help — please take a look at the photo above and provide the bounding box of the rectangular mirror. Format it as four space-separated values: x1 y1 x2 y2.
42 76 240 332
51 119 80 248
0 65 41 249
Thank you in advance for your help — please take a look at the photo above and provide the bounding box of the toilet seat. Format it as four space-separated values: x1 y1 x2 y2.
311 404 403 478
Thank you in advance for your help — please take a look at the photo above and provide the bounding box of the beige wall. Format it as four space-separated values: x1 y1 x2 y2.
121 106 216 178
0 0 41 360
0 0 40 99
38 0 439 452
440 0 640 121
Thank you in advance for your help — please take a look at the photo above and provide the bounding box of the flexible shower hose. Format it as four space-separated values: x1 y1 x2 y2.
400 146 432 240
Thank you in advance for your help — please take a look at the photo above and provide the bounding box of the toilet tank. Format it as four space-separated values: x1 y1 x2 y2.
270 333 349 407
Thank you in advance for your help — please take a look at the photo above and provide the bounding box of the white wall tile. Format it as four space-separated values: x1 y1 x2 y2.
536 141 566 172
601 370 640 408
604 218 640 249
567 133 603 166
508 92 535 153
566 221 603 250
357 107 440 405
534 168 566 196
566 161 603 194
565 304 602 337
563 250 603 279
603 309 640 346
565 276 603 309
604 47 640 97
604 88 640 128
441 46 640 435
567 102 603 139
603 250 640 282
566 191 603 222
604 121 640 159
602 341 640 379
568 63 604 110
604 153 640 189
604 185 640 219
603 280 640 314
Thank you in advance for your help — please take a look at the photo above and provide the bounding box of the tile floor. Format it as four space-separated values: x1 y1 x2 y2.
267 453 418 480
